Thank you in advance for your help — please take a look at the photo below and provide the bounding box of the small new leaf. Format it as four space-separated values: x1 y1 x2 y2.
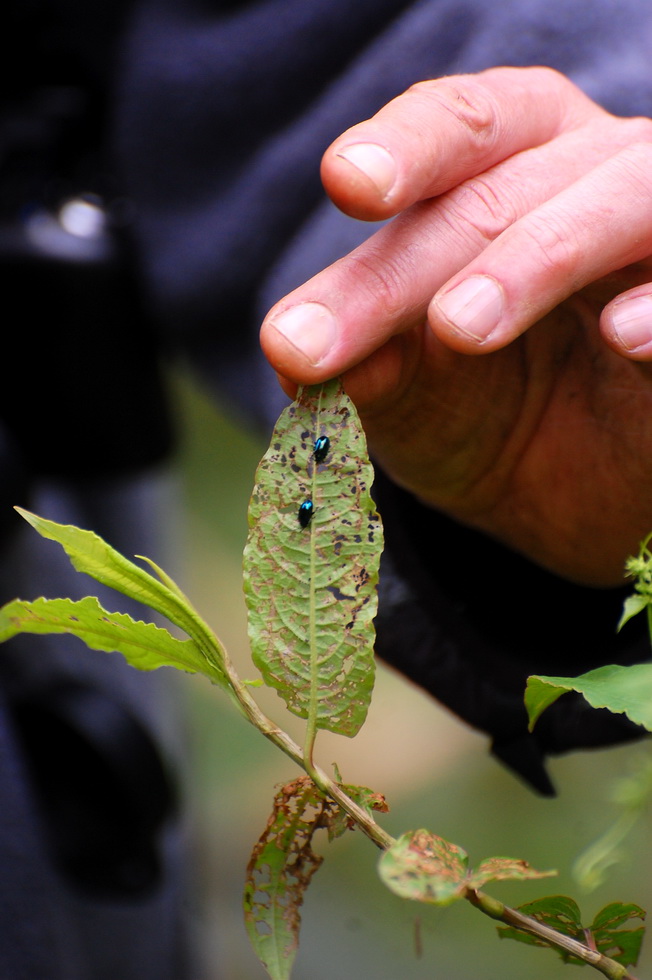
467 856 556 891
618 593 649 631
326 784 389 842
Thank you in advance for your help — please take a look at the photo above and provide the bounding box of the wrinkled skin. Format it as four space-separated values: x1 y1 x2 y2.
260 67 652 586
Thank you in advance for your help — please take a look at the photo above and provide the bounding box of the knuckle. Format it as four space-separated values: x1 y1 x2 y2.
605 143 652 213
341 247 413 317
516 210 581 274
442 176 522 246
405 76 500 147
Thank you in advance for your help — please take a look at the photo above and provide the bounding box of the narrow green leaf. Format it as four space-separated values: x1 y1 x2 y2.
243 777 327 980
243 379 383 737
378 831 469 906
13 508 229 688
467 856 556 890
0 596 206 674
526 664 652 732
136 553 195 604
618 593 649 631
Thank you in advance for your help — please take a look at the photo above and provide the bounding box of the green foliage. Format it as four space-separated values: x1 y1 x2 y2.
525 665 652 733
242 378 383 738
0 381 647 980
526 532 652 734
243 777 327 980
12 508 231 689
378 830 555 907
244 775 388 979
325 783 388 843
498 896 646 968
620 531 652 630
0 596 206 674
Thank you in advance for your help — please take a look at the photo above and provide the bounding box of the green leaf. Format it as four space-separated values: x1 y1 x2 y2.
379 831 470 906
523 895 583 929
379 832 554 908
592 901 646 932
243 777 327 980
326 784 389 842
590 902 646 968
242 379 383 738
0 596 207 674
526 664 652 732
497 895 583 956
467 856 556 891
12 509 229 689
498 897 646 968
618 593 649 631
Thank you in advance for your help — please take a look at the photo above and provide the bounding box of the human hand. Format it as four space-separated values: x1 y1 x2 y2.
259 67 652 586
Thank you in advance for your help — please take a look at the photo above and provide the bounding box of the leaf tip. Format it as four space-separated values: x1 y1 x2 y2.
13 507 48 536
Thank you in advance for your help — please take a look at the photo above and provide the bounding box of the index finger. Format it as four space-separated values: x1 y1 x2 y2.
321 66 599 221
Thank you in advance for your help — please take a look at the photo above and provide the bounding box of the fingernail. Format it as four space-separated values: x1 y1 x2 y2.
269 302 337 366
336 143 397 198
609 295 652 351
434 276 504 342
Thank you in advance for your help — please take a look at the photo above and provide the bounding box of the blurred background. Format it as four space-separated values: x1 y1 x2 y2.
167 364 652 980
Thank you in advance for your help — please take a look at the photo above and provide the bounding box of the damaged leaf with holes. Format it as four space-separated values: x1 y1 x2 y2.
242 378 383 737
379 830 555 907
243 778 329 980
498 896 646 967
325 784 389 842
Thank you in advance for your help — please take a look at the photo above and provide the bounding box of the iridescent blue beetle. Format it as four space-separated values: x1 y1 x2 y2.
298 499 313 528
313 436 330 463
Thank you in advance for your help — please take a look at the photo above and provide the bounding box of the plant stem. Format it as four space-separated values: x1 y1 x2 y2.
224 656 395 851
210 621 642 976
465 889 639 980
305 753 395 851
